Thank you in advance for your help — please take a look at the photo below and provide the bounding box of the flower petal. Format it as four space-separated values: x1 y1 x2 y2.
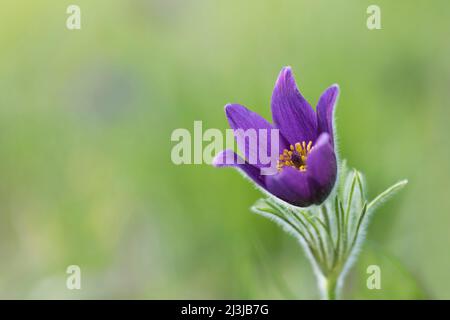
265 167 314 207
316 84 339 146
265 133 337 207
225 103 288 168
213 149 266 188
271 67 317 145
306 133 337 203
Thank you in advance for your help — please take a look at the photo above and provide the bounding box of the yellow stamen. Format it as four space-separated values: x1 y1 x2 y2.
277 140 314 172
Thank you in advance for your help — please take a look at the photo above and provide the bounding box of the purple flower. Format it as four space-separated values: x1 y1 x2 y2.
213 67 339 207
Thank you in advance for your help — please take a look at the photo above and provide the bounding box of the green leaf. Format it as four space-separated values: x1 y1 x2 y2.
251 199 311 254
368 180 408 211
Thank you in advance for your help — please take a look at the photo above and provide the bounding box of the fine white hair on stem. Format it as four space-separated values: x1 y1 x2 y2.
251 161 407 299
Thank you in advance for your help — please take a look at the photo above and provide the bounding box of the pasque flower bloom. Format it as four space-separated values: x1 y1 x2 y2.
213 67 339 207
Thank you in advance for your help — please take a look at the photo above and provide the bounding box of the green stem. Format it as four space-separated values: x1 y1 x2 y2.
321 274 339 300
297 210 328 268
333 197 341 268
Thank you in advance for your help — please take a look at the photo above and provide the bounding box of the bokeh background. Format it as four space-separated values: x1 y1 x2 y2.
0 0 449 299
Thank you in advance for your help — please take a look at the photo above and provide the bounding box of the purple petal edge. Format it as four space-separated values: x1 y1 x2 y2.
271 67 318 145
306 133 337 204
213 149 266 188
225 103 288 167
316 84 339 147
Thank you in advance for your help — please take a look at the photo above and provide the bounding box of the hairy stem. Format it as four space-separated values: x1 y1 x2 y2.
320 273 339 300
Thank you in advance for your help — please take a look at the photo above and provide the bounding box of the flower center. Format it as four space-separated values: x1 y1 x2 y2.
277 141 313 172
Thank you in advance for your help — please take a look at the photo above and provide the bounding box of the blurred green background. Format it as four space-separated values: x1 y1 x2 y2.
0 0 449 299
